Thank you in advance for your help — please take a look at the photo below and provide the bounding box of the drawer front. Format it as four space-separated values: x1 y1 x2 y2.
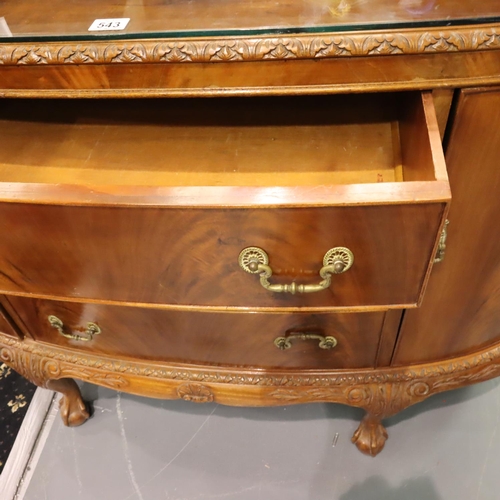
8 297 387 369
0 203 445 309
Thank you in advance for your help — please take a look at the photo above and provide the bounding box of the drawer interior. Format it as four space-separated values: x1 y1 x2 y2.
0 92 442 187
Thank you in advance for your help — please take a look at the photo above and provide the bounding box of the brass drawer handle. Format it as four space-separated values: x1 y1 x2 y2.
48 315 101 342
238 246 353 294
434 219 449 263
274 333 338 350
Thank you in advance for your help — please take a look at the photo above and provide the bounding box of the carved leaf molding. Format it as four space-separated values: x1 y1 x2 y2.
0 340 128 390
1 334 499 390
0 26 499 66
1 334 500 416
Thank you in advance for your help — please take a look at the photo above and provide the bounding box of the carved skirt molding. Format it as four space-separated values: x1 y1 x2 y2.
1 331 500 456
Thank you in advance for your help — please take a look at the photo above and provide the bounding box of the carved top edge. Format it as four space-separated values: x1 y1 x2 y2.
0 24 500 66
1 332 499 387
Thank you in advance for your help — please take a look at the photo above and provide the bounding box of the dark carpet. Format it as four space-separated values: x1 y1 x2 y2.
0 363 36 474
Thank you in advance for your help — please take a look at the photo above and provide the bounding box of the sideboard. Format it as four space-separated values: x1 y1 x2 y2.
1 0 500 457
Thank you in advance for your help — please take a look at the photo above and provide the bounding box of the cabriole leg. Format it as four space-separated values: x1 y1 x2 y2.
0 345 90 427
46 378 90 427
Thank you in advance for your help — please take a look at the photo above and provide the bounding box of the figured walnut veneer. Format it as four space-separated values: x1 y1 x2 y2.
6 297 388 370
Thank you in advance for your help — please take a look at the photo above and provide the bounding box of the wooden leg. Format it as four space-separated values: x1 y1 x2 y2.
346 381 431 457
347 379 435 456
4 331 500 456
0 345 90 427
46 378 90 427
351 413 389 457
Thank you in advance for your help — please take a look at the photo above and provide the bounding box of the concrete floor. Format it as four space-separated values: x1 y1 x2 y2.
18 378 500 500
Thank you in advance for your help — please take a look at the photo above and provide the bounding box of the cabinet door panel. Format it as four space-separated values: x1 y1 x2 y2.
394 88 500 364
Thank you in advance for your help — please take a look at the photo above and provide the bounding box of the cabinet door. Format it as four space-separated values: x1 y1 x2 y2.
394 87 500 365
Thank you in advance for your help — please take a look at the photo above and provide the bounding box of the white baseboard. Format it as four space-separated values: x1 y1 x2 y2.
0 388 55 500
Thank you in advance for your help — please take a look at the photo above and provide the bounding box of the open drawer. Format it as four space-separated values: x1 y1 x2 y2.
0 92 449 311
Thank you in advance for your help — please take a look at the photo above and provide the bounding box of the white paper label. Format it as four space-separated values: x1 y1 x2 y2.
0 17 13 37
88 18 130 32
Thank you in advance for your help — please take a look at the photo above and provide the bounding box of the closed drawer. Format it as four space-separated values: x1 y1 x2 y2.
8 297 387 369
0 92 449 311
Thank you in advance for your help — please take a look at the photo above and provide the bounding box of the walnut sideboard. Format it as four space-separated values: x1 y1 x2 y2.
1 1 500 457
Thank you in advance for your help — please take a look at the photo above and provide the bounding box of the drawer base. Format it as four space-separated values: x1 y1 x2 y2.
1 331 500 456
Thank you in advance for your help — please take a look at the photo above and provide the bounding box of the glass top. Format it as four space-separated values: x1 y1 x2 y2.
1 0 499 42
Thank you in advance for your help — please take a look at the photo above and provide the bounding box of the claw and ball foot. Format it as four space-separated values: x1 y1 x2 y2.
0 343 91 427
352 414 388 457
46 378 90 427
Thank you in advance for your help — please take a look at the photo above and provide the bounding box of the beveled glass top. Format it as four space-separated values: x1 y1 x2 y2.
0 0 499 42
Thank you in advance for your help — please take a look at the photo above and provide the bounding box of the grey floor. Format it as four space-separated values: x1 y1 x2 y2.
20 378 500 500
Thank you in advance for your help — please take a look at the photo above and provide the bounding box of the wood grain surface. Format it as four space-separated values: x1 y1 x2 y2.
1 5 500 457
0 96 405 188
432 89 455 140
0 94 435 188
3 51 500 98
0 203 445 310
7 296 386 369
395 87 500 364
1 0 499 37
0 92 450 207
0 303 18 338
0 92 448 310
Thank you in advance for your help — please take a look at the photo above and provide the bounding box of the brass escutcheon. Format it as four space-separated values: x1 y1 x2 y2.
238 246 353 294
48 315 101 342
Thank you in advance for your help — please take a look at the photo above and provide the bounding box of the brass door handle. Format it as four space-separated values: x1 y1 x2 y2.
48 315 101 342
274 333 338 350
238 246 353 294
